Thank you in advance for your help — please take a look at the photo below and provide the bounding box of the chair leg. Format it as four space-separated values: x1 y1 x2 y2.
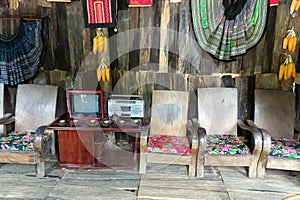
189 163 196 177
257 131 271 178
50 132 56 155
248 165 256 178
36 157 45 178
197 158 204 178
257 162 266 178
139 153 146 174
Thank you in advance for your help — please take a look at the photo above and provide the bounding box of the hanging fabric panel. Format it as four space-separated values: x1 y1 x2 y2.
191 0 268 61
82 0 117 28
0 18 48 86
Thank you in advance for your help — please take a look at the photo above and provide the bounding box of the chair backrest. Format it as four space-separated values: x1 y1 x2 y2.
197 87 238 135
254 89 295 139
150 90 189 137
14 84 58 132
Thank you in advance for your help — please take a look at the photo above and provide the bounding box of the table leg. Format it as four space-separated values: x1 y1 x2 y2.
134 132 138 160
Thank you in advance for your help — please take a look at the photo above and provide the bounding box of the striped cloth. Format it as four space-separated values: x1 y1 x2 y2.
0 19 46 86
191 0 268 60
82 0 117 28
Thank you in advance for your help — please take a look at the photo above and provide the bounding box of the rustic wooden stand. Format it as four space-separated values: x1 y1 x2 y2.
48 113 141 170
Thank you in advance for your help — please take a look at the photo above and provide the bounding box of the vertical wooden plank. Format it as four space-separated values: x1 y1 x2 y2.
242 47 256 76
66 1 84 71
159 0 170 72
127 71 139 95
117 10 130 71
200 52 219 75
139 7 155 69
187 74 202 119
111 69 123 94
149 0 161 70
53 3 71 71
167 2 179 71
172 73 185 91
129 8 140 69
271 3 289 74
155 73 172 90
178 0 192 73
138 71 155 122
255 6 277 73
235 76 255 121
108 28 119 70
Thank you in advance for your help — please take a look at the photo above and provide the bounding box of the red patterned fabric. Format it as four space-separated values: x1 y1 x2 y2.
147 134 191 155
82 0 116 28
270 0 278 6
129 0 152 7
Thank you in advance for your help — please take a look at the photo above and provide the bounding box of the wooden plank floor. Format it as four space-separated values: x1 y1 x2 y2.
0 159 299 200
138 165 300 200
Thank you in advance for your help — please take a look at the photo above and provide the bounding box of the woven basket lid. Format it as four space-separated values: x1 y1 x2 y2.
191 0 268 60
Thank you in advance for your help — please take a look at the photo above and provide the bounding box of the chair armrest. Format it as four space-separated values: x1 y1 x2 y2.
33 125 48 156
0 113 15 136
0 113 14 124
140 125 150 153
237 119 262 154
191 118 206 156
187 120 199 153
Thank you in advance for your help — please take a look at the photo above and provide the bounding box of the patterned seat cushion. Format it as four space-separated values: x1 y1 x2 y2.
147 134 191 155
207 134 251 155
0 131 52 151
270 137 300 159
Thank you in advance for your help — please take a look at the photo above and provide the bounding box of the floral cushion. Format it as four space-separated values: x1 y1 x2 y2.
0 131 52 151
270 137 300 159
207 134 251 155
147 134 191 155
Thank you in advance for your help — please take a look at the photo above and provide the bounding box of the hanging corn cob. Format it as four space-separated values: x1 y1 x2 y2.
96 59 111 82
282 27 297 52
278 54 296 81
92 28 108 54
290 0 300 14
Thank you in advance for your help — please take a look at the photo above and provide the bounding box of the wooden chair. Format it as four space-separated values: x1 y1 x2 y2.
139 90 199 177
196 88 262 178
247 89 300 178
0 84 58 177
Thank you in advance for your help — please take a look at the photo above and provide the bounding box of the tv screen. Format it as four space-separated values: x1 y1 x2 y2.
67 90 104 120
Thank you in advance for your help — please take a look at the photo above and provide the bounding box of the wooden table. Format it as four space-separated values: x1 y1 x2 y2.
48 113 142 170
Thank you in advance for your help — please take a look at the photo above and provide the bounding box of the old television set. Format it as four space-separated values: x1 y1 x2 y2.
67 90 104 120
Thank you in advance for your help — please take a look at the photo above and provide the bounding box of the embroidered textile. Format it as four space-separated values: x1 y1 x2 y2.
82 0 116 28
207 134 251 155
0 131 52 151
129 0 152 7
147 134 191 155
0 18 47 86
191 0 268 60
270 137 300 159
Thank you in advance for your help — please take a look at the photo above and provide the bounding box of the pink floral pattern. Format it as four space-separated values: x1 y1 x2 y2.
147 134 191 155
270 137 300 159
207 134 251 155
0 131 52 151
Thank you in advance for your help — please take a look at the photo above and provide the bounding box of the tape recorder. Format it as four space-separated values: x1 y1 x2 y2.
108 95 144 118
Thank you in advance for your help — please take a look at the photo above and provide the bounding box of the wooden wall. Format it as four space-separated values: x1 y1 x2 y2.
1 0 300 125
